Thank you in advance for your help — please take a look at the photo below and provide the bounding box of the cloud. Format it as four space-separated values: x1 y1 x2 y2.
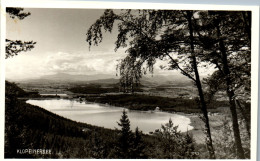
44 51 126 74
5 50 127 80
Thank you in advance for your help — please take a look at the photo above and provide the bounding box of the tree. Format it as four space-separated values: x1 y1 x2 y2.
156 119 196 159
157 118 180 158
5 7 36 59
196 11 251 158
184 11 215 158
211 15 245 159
116 110 146 158
116 109 133 158
86 9 216 158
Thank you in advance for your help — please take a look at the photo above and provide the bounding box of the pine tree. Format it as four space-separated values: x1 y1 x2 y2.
157 118 180 158
116 110 133 158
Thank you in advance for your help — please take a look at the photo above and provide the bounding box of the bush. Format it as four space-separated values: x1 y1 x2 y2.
156 119 197 159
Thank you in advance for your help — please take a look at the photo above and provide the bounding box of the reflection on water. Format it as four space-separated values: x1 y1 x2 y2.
27 99 193 133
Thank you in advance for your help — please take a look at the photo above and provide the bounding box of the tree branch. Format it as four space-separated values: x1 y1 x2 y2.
165 52 196 82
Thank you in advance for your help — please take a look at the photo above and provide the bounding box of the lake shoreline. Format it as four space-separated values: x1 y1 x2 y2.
26 96 227 144
27 98 193 134
26 97 218 141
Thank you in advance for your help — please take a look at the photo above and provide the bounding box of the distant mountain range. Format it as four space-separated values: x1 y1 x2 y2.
15 73 116 84
15 73 192 86
41 73 118 82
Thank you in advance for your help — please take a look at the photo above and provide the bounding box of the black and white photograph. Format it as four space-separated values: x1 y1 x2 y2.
2 1 259 160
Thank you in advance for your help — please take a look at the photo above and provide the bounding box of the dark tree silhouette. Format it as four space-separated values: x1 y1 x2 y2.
116 110 133 158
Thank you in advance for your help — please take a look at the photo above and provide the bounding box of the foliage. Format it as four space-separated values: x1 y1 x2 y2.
6 39 36 59
6 8 31 20
117 56 143 93
86 10 184 89
5 7 36 59
199 11 251 104
156 119 197 159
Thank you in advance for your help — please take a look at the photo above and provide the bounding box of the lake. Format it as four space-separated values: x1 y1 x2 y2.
27 99 193 133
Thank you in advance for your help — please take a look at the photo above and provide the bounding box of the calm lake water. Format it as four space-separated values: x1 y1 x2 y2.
27 99 193 133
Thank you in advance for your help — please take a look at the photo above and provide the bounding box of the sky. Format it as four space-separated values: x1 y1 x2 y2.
6 8 185 80
6 8 122 80
5 8 212 81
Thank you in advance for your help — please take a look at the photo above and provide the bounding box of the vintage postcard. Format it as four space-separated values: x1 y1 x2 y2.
1 0 259 160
